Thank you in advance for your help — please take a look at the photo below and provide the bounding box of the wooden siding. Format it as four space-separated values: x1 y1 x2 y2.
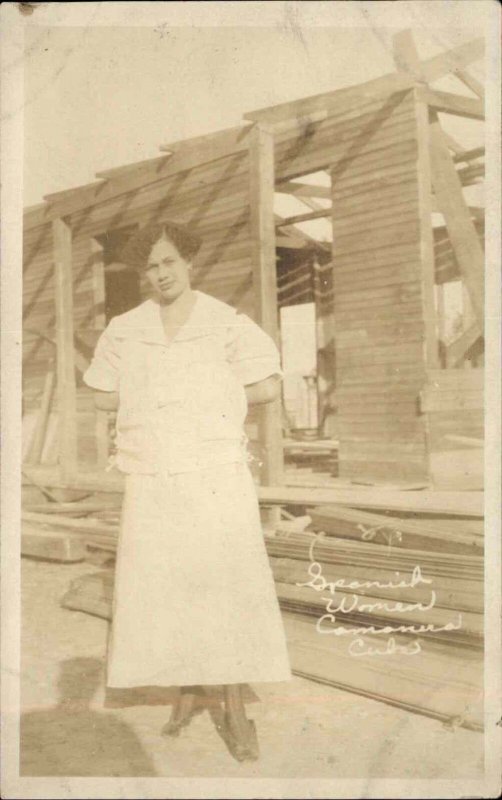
330 89 430 482
421 369 483 490
23 148 255 470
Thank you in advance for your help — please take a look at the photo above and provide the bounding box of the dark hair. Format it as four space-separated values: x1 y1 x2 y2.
120 221 202 271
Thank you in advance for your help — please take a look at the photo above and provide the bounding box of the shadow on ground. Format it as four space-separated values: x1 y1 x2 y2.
20 657 157 776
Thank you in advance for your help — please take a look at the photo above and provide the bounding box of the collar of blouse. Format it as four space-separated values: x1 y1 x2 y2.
109 291 234 348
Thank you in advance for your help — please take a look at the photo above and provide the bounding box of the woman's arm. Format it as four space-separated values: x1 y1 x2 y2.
244 374 281 406
93 390 119 411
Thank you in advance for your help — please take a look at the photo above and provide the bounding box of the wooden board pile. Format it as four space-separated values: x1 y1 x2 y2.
268 504 484 731
22 492 484 731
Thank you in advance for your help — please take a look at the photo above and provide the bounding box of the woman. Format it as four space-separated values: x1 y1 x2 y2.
83 222 292 762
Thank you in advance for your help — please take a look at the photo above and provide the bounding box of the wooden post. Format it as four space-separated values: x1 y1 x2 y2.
429 114 484 324
391 31 439 369
53 217 78 479
90 237 110 467
249 123 284 494
26 370 56 465
313 258 336 436
415 91 440 369
90 237 106 329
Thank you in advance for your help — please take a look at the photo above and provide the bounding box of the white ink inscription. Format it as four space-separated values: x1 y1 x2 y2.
297 535 463 657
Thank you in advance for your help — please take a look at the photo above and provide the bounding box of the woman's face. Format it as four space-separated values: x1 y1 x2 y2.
144 236 192 302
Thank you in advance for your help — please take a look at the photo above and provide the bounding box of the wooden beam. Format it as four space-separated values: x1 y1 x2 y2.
95 153 173 180
429 115 485 323
391 36 438 369
159 123 252 154
25 126 253 232
25 371 56 466
275 214 331 252
244 71 416 125
276 208 331 227
44 181 106 206
244 37 483 125
21 462 484 517
258 485 484 517
52 218 78 479
440 132 466 157
445 322 483 368
453 146 484 164
90 238 106 329
249 124 284 488
276 181 331 199
454 68 484 101
418 87 484 120
23 327 90 376
392 30 424 80
414 88 440 369
420 37 484 84
276 234 309 250
457 162 485 185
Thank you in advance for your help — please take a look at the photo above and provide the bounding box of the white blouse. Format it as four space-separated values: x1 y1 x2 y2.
83 290 282 475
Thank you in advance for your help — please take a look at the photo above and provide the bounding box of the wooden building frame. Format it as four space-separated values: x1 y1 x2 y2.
22 30 485 494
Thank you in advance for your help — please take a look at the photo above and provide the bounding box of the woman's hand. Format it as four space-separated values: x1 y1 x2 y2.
93 390 119 411
244 375 281 406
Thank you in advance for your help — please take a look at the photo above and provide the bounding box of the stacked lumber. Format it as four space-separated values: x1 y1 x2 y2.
24 490 484 731
21 502 121 561
265 502 484 731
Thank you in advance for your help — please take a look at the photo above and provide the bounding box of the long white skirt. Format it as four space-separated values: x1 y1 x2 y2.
107 462 292 687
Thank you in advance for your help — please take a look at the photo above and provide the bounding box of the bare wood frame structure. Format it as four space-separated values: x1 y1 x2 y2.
22 30 484 498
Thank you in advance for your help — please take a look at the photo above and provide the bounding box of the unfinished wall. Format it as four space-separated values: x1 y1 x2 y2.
329 89 430 482
23 143 256 471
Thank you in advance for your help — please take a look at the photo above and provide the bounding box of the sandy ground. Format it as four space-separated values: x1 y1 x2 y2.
20 557 484 779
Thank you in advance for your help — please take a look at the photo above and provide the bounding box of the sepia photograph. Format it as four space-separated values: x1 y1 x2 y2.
1 1 501 797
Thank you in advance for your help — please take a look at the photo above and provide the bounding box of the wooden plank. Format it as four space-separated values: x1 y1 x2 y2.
276 109 418 174
420 37 484 83
25 371 56 466
276 181 331 199
276 208 331 227
454 69 484 101
23 328 89 376
258 485 484 517
159 122 252 155
284 617 484 731
244 73 416 125
457 162 485 185
20 463 483 517
445 322 483 367
452 147 485 164
426 368 484 387
418 87 484 120
391 35 437 373
271 557 483 612
53 218 78 479
90 238 106 329
22 524 86 562
414 89 439 369
332 197 418 237
95 153 172 180
25 135 251 232
392 30 424 80
249 124 284 488
244 38 483 125
429 116 484 323
420 389 483 413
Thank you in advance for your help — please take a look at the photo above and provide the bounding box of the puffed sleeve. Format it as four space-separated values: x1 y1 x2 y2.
83 323 121 392
226 313 283 386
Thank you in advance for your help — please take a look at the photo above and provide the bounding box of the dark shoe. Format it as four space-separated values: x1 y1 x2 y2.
161 694 203 738
223 712 259 762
